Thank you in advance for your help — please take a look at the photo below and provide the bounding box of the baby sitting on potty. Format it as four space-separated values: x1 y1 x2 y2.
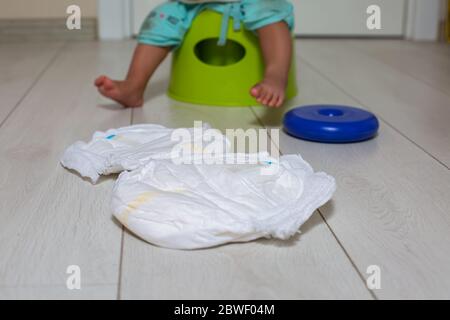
95 0 294 108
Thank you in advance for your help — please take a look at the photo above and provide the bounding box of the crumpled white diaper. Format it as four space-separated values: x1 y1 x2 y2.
61 123 228 183
61 123 336 249
111 153 336 249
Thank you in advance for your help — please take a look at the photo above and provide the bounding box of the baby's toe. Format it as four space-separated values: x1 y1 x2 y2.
268 92 280 108
263 91 275 106
97 85 108 96
257 88 268 103
250 84 263 99
102 78 116 91
259 87 270 104
275 92 285 108
94 75 106 87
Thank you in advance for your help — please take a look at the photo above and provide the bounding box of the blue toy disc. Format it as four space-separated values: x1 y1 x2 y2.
283 105 379 143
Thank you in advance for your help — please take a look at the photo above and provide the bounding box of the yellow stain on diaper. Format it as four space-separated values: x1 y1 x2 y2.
119 191 158 227
193 143 203 153
118 188 185 227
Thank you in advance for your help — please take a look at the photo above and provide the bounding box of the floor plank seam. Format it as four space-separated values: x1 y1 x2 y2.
116 226 125 300
130 106 134 126
250 106 375 299
373 117 449 170
116 103 135 300
345 40 450 100
317 209 378 300
0 41 67 132
299 57 450 171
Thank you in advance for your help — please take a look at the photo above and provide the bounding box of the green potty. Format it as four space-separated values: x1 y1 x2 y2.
168 10 297 107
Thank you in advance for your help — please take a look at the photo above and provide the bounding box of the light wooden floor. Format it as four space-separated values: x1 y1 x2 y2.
0 39 449 299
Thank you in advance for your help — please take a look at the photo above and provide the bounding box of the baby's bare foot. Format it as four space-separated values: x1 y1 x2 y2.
250 74 287 108
94 75 144 108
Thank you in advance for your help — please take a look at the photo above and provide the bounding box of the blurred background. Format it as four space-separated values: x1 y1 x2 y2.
0 0 448 42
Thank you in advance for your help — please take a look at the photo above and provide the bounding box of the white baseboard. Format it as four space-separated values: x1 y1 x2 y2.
0 18 97 42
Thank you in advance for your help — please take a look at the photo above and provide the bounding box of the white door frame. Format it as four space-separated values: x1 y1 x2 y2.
97 0 442 40
97 0 133 40
405 0 443 40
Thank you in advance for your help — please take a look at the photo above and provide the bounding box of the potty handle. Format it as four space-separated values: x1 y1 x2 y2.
218 3 242 46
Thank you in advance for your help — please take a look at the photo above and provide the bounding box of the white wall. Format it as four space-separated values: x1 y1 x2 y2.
293 0 406 36
97 0 444 41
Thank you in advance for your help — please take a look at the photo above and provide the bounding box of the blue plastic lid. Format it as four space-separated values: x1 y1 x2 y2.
283 105 379 143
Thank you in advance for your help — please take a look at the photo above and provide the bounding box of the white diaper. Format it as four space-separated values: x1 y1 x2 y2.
111 154 335 249
61 124 336 249
61 123 228 183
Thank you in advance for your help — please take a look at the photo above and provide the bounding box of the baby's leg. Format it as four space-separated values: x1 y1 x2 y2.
95 1 189 108
251 21 292 108
95 44 170 108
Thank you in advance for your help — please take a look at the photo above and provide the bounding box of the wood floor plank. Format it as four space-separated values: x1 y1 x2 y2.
297 39 450 168
0 41 64 125
0 284 117 300
118 59 372 300
0 41 134 298
348 40 450 97
4 38 446 299
252 56 450 299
